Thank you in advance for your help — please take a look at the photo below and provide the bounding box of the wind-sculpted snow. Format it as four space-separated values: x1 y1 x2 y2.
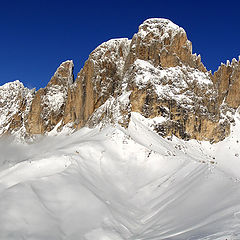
0 111 240 239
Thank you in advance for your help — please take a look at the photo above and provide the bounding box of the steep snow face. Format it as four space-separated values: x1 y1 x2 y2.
0 80 34 138
0 111 240 239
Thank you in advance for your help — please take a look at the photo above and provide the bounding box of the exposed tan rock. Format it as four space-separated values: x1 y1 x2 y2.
1 18 240 143
26 89 45 134
124 18 206 72
122 57 228 142
213 58 240 108
63 38 130 129
26 60 74 135
225 60 240 108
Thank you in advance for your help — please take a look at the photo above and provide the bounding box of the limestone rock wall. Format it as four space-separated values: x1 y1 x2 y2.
26 60 74 135
213 58 240 108
124 59 228 142
1 18 240 143
62 38 131 129
124 19 206 72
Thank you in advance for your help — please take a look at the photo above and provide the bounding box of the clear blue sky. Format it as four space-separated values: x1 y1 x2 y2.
0 0 239 89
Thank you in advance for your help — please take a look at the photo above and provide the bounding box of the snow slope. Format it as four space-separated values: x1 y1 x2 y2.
0 111 240 240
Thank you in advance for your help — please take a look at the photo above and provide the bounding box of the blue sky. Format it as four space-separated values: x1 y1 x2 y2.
0 0 239 89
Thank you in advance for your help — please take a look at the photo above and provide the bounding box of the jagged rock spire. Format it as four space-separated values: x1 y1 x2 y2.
48 60 74 86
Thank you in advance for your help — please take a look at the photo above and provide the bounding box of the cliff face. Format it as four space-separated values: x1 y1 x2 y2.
213 58 240 108
62 38 131 130
26 60 74 135
125 19 206 72
1 18 240 142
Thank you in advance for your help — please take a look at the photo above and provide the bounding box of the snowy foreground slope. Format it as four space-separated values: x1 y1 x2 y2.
0 112 240 240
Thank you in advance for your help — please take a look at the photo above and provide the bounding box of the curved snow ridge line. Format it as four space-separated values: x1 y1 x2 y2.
0 156 72 189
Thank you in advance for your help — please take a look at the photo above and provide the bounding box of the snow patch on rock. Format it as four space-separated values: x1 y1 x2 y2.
138 18 185 40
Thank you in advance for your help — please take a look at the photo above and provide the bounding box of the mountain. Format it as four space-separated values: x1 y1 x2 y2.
1 18 240 240
1 18 240 143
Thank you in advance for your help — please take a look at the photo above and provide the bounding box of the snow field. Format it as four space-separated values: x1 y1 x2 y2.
0 112 240 239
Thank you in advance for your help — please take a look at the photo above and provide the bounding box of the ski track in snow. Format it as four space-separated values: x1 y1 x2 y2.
0 112 240 240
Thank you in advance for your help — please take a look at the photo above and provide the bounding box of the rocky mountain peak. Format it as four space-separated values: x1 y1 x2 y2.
125 18 206 73
48 60 74 87
1 18 240 143
138 18 185 39
25 60 74 136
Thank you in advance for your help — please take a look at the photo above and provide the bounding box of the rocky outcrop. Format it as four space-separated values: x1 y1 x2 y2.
26 60 74 135
62 38 130 129
123 59 229 142
0 81 34 141
0 18 239 143
0 60 74 140
213 58 240 108
124 19 206 72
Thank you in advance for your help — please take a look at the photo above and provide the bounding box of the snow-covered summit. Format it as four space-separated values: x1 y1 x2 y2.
138 18 185 38
91 38 130 57
0 79 25 90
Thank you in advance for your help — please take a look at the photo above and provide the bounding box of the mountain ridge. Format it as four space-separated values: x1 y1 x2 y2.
0 18 240 142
